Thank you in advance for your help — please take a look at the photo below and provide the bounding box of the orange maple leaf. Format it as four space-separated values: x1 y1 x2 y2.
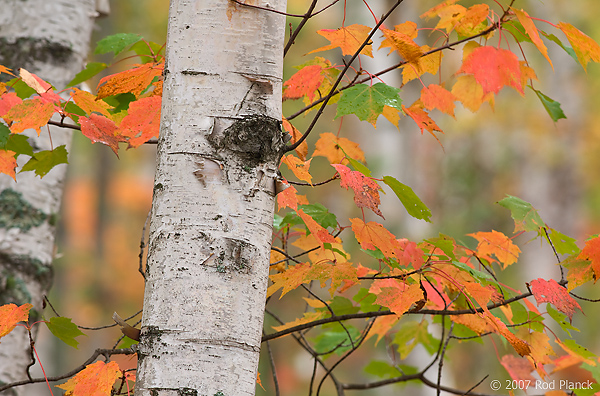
297 209 337 248
96 60 164 99
368 279 423 317
313 132 365 165
420 0 460 20
309 24 373 57
0 303 32 338
282 117 307 161
350 218 400 259
70 87 112 117
56 361 121 396
402 102 444 143
119 95 162 148
0 92 22 118
451 75 495 112
271 311 326 332
268 262 312 298
380 29 423 64
331 164 382 217
577 236 600 282
484 313 531 356
501 355 536 382
455 4 489 37
401 45 443 84
458 46 523 95
0 65 14 76
283 65 325 102
79 114 124 156
558 22 600 72
0 150 17 181
512 8 553 69
5 98 55 134
365 316 399 346
281 154 312 184
420 84 456 118
516 328 556 367
469 230 521 268
530 278 582 321
276 182 299 211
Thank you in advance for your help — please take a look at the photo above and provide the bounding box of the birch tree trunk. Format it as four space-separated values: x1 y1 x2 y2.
135 0 287 394
0 0 100 391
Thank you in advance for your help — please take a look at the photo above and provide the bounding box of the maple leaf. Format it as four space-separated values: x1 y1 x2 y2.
468 230 521 268
380 29 423 64
309 24 373 57
498 195 545 234
563 257 595 291
0 149 16 180
119 95 162 148
458 46 523 95
501 355 536 382
531 278 583 320
382 176 432 222
512 8 553 69
56 360 120 396
70 87 112 117
297 209 337 247
283 65 325 102
451 313 493 334
0 92 22 118
530 278 582 321
558 22 600 72
281 154 313 184
350 218 400 259
268 262 311 298
306 261 358 296
5 98 55 134
451 75 495 112
18 69 62 104
484 313 531 356
0 303 32 338
516 328 556 366
331 164 382 217
577 236 600 283
420 84 456 118
463 281 502 309
420 0 459 20
313 132 365 165
402 102 443 143
455 4 489 37
365 316 399 346
336 83 403 127
96 60 164 99
402 45 443 84
282 117 307 160
0 65 14 76
277 182 299 211
397 239 424 269
434 5 467 33
368 279 423 317
79 114 125 156
271 311 326 332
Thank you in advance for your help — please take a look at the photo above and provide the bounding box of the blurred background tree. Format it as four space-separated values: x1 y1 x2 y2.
45 0 600 394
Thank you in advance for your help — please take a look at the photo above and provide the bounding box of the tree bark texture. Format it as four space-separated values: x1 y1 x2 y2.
0 0 98 392
135 1 287 395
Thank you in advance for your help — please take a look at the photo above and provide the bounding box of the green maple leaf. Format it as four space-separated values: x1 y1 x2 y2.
335 83 403 125
20 145 68 177
46 317 86 348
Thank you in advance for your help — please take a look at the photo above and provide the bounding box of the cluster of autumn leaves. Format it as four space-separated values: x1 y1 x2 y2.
1 0 600 394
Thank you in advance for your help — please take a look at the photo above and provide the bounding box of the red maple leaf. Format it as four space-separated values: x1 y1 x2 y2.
0 303 32 338
119 95 162 148
57 361 121 396
283 65 325 102
331 164 382 217
458 46 523 95
79 114 125 156
530 278 582 321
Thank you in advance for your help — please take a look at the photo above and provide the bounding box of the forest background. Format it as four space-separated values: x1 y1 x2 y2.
20 0 600 394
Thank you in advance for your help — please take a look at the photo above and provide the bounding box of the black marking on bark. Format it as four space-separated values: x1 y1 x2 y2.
209 115 286 166
0 38 73 83
0 189 48 231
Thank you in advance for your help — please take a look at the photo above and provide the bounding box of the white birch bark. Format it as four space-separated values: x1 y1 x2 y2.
135 1 287 395
0 0 99 391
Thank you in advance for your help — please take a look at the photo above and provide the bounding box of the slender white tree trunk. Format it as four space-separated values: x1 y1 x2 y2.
0 0 100 391
135 0 287 394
